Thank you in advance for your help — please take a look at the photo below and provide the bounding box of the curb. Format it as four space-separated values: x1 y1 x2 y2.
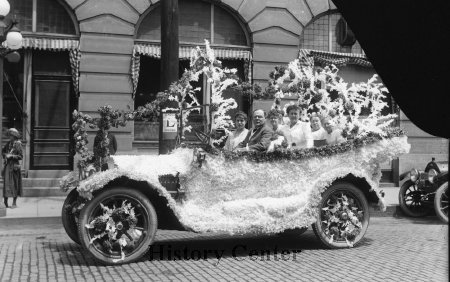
370 205 402 217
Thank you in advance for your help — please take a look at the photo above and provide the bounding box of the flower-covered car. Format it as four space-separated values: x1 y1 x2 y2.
60 42 410 265
60 128 409 265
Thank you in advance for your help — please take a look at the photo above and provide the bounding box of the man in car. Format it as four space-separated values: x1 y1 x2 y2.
236 109 274 152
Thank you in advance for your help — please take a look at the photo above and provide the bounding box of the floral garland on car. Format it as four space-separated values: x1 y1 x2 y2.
321 193 363 247
85 201 138 263
64 106 130 194
221 127 405 162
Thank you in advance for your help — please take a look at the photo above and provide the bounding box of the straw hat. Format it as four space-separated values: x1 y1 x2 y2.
7 128 20 139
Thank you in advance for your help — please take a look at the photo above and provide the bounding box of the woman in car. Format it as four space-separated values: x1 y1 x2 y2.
280 104 313 149
224 111 249 151
310 112 327 147
267 108 287 151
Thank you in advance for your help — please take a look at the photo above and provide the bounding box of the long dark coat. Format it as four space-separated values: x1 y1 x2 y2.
1 140 23 197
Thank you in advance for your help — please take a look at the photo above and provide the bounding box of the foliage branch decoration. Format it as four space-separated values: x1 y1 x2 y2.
267 60 397 139
220 127 405 162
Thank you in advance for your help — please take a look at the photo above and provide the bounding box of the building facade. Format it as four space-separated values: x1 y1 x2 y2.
1 0 448 183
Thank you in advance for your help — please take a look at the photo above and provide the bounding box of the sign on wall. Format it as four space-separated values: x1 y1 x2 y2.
162 113 178 140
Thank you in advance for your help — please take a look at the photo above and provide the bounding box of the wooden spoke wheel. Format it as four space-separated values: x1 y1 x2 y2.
434 182 448 223
398 180 429 217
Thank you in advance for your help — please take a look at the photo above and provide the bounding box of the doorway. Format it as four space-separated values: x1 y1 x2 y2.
30 51 75 170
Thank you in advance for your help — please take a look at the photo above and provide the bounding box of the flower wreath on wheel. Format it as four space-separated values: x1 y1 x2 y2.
85 201 138 262
321 194 363 247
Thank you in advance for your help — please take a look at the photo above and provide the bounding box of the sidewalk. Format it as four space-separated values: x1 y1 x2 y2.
2 196 66 218
0 187 401 219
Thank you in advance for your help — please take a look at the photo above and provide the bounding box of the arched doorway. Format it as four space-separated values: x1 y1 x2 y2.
3 0 80 171
132 0 252 144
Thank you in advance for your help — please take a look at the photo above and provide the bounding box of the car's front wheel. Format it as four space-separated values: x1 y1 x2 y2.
78 187 158 265
61 189 82 245
312 183 369 248
399 180 429 217
434 182 448 223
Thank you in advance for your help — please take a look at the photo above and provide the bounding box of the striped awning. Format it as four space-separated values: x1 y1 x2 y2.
3 37 81 96
20 37 79 51
134 43 252 61
299 49 372 68
131 43 253 98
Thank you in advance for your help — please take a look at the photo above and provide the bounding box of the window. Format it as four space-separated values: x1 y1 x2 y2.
137 0 248 46
300 12 363 54
6 0 77 35
134 0 250 142
2 53 25 134
6 0 32 32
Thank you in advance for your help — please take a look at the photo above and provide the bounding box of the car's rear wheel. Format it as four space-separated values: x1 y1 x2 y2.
78 187 157 265
312 183 369 248
61 189 82 244
434 182 448 223
399 180 429 217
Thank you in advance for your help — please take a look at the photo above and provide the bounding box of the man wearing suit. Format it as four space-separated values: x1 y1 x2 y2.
236 109 274 152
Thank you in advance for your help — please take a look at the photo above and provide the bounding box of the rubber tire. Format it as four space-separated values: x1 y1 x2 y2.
434 182 448 223
78 187 158 265
399 180 429 217
61 189 81 245
312 182 370 248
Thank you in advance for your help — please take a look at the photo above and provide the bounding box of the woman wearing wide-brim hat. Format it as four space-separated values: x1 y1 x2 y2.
1 128 23 208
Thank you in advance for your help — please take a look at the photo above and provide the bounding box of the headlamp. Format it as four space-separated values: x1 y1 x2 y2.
410 169 419 182
427 169 438 183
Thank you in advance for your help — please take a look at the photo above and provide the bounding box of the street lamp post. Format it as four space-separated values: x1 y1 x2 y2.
0 0 23 217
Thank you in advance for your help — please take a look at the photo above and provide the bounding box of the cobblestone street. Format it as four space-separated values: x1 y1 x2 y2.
0 216 447 281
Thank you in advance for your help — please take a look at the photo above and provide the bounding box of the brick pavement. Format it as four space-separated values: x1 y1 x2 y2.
0 217 447 282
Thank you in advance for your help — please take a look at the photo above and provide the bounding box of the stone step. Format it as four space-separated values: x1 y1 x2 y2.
21 178 62 188
27 170 69 178
22 187 68 197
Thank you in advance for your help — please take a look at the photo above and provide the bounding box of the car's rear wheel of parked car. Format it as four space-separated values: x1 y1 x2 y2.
78 187 158 265
398 180 429 217
434 182 448 223
312 183 369 248
61 189 81 245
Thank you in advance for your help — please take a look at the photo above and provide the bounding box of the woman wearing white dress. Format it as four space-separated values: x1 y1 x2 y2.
280 105 313 149
224 111 249 151
267 108 287 151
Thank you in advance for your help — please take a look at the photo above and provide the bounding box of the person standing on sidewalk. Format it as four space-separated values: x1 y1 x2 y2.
1 128 23 208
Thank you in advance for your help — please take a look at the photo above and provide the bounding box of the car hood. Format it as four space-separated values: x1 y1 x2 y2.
111 148 195 177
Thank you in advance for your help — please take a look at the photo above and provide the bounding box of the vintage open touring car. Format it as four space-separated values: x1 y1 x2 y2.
60 127 409 265
398 158 448 223
59 43 410 265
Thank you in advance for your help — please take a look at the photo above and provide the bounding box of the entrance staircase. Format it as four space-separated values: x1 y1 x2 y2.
0 170 70 197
